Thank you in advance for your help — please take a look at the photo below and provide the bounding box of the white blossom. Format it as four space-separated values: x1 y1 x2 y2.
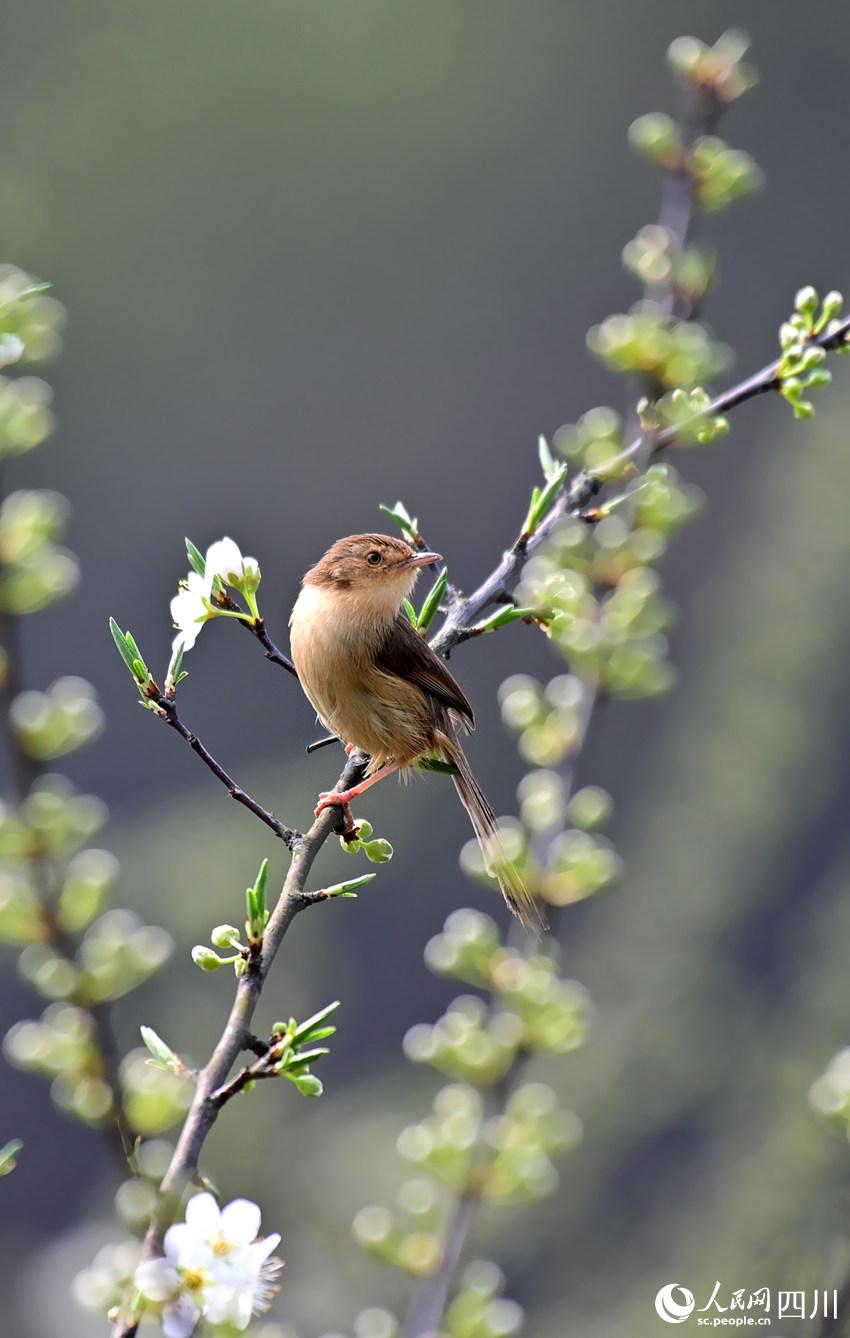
135 1193 282 1336
204 537 260 593
169 571 210 653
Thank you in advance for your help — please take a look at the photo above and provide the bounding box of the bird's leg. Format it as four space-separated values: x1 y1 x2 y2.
314 760 402 817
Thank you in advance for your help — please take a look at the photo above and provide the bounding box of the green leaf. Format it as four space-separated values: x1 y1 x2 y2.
285 1047 331 1069
362 837 394 864
185 537 206 577
293 1000 341 1043
289 1073 324 1097
378 501 419 542
296 1024 336 1042
166 641 185 689
109 618 137 675
317 873 376 900
524 462 569 534
538 434 560 482
253 858 268 907
474 604 536 633
419 756 460 775
403 598 417 627
417 567 448 634
140 1025 181 1072
0 1139 22 1176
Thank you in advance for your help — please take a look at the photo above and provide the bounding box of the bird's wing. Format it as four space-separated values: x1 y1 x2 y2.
375 615 475 729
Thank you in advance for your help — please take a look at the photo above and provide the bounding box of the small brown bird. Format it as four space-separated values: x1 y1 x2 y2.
289 533 543 933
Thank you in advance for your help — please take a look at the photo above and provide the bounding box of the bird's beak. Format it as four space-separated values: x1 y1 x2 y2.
404 550 443 568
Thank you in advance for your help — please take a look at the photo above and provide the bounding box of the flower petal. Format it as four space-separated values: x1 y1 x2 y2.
135 1258 180 1302
248 1232 281 1265
205 537 244 586
184 1191 221 1238
163 1223 194 1263
162 1294 201 1338
220 1198 262 1247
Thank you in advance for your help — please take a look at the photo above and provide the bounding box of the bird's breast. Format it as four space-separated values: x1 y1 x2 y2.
289 584 432 765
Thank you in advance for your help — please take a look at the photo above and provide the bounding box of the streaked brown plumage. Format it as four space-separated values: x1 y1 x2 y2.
289 533 544 933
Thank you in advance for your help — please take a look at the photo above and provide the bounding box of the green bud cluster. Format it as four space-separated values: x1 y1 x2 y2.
648 386 729 445
457 792 618 909
623 227 715 308
0 269 61 461
4 1003 118 1125
587 305 730 390
72 1239 141 1317
0 489 78 614
8 675 103 759
423 911 590 1055
444 1261 524 1338
688 137 762 213
265 999 340 1098
353 907 585 1301
0 269 173 1154
667 30 756 104
339 817 394 863
776 287 845 419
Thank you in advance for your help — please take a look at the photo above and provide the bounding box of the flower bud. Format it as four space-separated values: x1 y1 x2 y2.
210 924 242 949
191 945 225 971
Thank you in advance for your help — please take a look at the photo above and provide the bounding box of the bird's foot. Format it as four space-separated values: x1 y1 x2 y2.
315 787 355 816
344 742 356 756
315 790 358 840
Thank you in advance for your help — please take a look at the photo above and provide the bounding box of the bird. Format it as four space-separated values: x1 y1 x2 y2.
289 532 544 933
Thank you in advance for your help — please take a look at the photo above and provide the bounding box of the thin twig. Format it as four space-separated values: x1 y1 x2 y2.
152 693 300 849
241 616 298 678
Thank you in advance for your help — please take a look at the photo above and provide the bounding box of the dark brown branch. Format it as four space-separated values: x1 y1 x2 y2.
153 693 300 849
241 616 298 677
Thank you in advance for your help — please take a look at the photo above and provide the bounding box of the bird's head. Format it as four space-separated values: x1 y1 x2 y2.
304 534 442 608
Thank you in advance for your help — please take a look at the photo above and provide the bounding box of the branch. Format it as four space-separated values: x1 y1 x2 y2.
402 681 599 1338
240 615 298 677
113 295 850 1336
432 312 850 661
151 691 300 849
110 753 366 1338
0 476 133 1171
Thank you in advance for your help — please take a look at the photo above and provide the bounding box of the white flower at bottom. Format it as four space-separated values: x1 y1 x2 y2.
136 1193 283 1336
135 1259 201 1338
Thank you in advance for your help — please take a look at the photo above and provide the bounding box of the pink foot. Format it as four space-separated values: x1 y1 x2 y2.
314 788 354 816
344 742 356 756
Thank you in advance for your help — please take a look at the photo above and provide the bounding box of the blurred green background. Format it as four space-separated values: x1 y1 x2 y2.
2 1 850 1334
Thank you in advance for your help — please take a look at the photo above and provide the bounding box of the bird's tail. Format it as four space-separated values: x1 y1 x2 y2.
437 731 547 937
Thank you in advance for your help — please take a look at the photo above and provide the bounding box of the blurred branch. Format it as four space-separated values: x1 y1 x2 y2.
402 681 598 1338
0 471 133 1171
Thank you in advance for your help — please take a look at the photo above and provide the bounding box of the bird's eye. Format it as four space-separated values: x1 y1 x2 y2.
366 551 382 566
